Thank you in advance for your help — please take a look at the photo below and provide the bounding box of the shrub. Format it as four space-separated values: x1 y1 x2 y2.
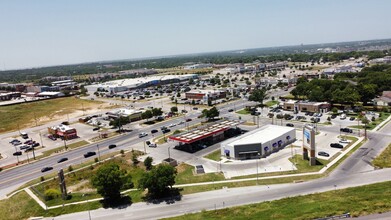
40 176 45 182
44 188 61 201
68 165 73 172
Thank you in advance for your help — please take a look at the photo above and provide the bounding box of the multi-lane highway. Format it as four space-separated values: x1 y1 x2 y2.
0 99 251 198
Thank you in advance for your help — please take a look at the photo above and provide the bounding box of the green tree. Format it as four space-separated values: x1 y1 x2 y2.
141 110 153 121
249 89 268 106
170 106 178 114
201 107 220 121
152 108 163 117
91 163 133 201
144 157 153 170
138 164 177 199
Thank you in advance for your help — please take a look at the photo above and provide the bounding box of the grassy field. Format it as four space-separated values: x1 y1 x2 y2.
0 97 105 133
372 143 391 168
181 174 323 195
204 150 222 161
349 112 390 130
167 181 391 220
265 100 279 107
175 163 225 185
41 140 89 158
235 109 250 115
289 155 328 172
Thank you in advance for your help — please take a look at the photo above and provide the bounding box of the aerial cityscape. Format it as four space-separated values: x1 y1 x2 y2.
1 1 391 220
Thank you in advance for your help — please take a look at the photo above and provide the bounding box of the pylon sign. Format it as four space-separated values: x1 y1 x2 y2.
302 124 316 166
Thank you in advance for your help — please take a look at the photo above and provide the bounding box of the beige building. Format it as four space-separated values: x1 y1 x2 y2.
283 100 331 113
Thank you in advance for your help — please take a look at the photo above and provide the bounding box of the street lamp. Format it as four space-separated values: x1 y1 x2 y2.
256 153 260 185
168 146 171 161
96 144 101 162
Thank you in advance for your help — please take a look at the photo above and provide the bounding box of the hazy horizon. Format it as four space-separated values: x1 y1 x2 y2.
1 0 391 70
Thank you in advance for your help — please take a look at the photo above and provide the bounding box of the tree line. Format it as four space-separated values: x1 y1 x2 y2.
290 64 391 105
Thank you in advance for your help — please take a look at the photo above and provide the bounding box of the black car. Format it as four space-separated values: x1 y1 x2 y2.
349 117 355 121
186 118 192 122
41 167 53 173
93 127 100 131
330 143 343 148
31 142 40 148
151 129 158 134
228 109 234 112
162 128 171 134
13 151 22 156
340 128 353 133
108 144 117 149
57 157 68 163
318 151 330 157
84 151 96 158
193 107 198 110
331 115 337 119
286 123 294 127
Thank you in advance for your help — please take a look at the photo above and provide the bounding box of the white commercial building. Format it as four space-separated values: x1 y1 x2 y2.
85 74 198 94
221 125 296 160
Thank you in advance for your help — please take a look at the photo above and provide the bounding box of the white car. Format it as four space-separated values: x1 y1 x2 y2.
168 123 176 127
339 139 350 144
138 132 148 138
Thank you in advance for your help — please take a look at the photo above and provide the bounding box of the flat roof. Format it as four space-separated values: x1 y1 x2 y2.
169 120 241 144
89 74 197 89
224 124 294 146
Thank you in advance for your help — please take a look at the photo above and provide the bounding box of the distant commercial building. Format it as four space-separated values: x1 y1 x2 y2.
48 124 78 139
283 100 331 113
51 80 76 90
36 91 65 98
86 74 198 94
185 89 226 103
370 56 391 64
106 108 143 121
220 125 296 160
0 92 21 101
184 63 213 70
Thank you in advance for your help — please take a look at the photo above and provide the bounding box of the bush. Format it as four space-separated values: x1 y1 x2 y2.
94 158 99 163
40 176 45 182
68 165 73 172
44 188 61 201
120 149 125 156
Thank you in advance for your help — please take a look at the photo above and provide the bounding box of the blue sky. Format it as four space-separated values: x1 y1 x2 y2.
0 0 390 70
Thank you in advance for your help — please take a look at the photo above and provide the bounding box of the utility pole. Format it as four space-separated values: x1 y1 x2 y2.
39 131 44 148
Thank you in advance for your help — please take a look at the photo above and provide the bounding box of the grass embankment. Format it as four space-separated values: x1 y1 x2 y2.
349 112 390 130
0 97 104 133
265 100 279 107
372 143 391 168
235 109 250 115
30 151 145 207
204 150 222 161
167 181 391 220
175 164 224 185
41 140 89 158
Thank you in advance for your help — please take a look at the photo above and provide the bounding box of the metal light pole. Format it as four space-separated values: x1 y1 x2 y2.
96 144 101 162
256 156 259 185
143 141 147 154
39 131 44 148
168 146 171 161
63 137 67 151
